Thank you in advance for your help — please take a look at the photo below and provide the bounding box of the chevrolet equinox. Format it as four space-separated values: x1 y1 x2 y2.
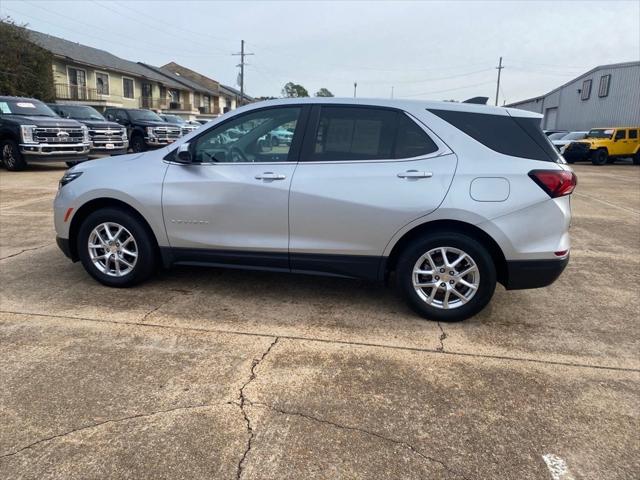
54 98 575 322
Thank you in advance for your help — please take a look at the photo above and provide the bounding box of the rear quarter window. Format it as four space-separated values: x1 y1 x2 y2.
428 109 559 162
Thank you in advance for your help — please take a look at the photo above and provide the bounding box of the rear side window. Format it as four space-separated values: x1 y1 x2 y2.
629 129 638 139
308 107 438 161
428 109 559 162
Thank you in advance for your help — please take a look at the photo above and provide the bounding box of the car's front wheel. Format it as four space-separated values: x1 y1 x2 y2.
591 148 608 165
396 232 497 322
77 208 156 287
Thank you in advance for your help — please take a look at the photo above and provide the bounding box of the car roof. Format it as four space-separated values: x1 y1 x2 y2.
591 126 640 129
237 97 542 119
0 96 45 102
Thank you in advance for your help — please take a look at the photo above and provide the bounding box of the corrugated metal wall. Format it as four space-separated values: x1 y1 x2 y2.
509 63 640 131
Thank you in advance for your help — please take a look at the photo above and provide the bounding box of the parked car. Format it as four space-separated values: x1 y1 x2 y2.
54 98 575 322
103 108 181 153
543 129 568 137
159 114 199 136
0 96 90 171
551 131 588 154
48 104 128 157
563 127 640 165
264 127 294 146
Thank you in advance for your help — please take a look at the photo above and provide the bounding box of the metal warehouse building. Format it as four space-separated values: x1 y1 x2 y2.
507 61 640 131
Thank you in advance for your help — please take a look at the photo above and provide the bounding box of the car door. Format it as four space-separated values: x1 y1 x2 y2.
162 105 306 269
289 105 457 279
629 129 639 155
611 129 627 155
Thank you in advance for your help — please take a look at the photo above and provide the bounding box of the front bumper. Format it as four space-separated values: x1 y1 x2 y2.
145 137 178 147
56 236 76 261
563 143 591 162
21 143 91 162
504 255 569 290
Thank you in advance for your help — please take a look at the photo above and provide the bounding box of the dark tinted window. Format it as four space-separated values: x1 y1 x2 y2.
629 129 638 139
311 107 396 161
395 114 438 158
429 109 559 162
615 129 626 140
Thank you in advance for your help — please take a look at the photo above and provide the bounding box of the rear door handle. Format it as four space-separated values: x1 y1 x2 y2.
255 172 286 180
397 170 433 179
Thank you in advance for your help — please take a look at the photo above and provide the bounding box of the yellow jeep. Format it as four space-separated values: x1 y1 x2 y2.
563 127 640 165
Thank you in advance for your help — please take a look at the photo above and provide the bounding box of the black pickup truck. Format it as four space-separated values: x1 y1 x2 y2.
48 104 128 156
103 108 181 153
0 96 90 171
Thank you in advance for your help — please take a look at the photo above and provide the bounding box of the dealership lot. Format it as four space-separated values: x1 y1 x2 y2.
0 163 638 479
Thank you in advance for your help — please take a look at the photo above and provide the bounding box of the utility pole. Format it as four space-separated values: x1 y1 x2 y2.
391 86 394 99
495 56 504 106
354 82 357 98
232 40 254 105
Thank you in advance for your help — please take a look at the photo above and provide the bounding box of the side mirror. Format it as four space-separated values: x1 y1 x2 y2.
176 143 192 163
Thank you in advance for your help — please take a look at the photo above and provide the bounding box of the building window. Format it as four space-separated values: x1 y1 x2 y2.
123 77 134 99
581 79 592 101
598 74 611 97
96 72 109 95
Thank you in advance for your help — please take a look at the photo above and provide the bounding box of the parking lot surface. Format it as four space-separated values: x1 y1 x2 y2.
0 162 638 479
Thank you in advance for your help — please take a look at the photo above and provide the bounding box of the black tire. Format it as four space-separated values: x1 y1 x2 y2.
591 148 608 166
606 157 616 164
1 139 28 171
633 151 639 165
396 232 497 322
565 158 575 164
77 208 156 287
66 161 79 168
130 134 146 153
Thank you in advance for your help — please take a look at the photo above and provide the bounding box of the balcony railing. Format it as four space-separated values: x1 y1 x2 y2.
55 83 107 102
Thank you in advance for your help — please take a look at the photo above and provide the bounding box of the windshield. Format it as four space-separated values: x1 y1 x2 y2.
587 129 614 139
548 132 568 140
562 131 587 140
162 115 185 124
56 105 105 120
129 109 163 122
0 99 57 117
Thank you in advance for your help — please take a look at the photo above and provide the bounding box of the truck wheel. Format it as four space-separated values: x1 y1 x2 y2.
66 161 79 167
591 149 608 166
1 139 28 171
130 134 146 153
77 208 156 287
634 152 640 165
395 232 497 322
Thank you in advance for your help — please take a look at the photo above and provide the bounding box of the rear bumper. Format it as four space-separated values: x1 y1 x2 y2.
56 236 76 261
504 255 569 290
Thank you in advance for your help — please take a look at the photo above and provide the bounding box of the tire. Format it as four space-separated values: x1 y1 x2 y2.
77 208 156 287
633 151 639 165
591 148 608 166
606 157 616 164
1 139 28 171
130 134 146 153
565 158 575 164
66 161 79 168
396 232 497 322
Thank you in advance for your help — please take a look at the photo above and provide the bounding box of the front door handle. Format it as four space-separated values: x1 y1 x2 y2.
397 170 433 179
255 172 286 180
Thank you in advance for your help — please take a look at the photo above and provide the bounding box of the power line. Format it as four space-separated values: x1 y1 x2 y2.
399 81 495 99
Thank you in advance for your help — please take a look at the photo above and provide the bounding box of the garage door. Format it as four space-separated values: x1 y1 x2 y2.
544 107 558 130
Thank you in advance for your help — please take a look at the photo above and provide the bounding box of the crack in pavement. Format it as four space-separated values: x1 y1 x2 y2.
139 289 195 322
436 322 447 352
2 310 638 373
250 402 472 480
236 337 279 480
0 243 53 261
0 402 228 460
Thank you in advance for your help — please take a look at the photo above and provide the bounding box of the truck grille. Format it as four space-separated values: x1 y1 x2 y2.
34 127 84 143
153 127 181 140
89 128 126 141
180 126 198 136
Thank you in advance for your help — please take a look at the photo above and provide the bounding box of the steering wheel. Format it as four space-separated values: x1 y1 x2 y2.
230 146 249 163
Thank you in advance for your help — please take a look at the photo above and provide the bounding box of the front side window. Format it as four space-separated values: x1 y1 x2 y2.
615 129 626 140
123 78 134 99
587 128 614 139
96 72 109 95
598 74 611 97
191 107 301 163
581 79 592 100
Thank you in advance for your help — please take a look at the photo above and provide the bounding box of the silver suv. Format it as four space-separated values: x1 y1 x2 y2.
54 99 576 321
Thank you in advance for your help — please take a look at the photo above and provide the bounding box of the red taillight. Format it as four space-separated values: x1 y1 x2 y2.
528 170 577 198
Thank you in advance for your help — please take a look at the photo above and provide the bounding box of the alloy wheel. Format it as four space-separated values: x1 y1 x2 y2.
412 246 480 309
3 144 16 168
88 222 138 277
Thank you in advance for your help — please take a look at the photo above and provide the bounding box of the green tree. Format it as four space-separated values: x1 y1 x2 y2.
0 18 55 100
315 88 334 97
281 82 309 98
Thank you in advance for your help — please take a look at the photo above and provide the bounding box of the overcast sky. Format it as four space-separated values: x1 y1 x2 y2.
2 0 639 103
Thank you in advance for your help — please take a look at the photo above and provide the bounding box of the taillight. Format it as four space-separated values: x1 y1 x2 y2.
528 170 577 198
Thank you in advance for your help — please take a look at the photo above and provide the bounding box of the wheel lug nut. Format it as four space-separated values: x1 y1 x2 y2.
440 282 446 287
440 268 445 273
449 271 454 275
434 276 439 280
449 280 454 284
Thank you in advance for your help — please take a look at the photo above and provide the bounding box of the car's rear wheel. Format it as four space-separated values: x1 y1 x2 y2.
591 148 608 165
77 208 156 287
396 232 496 322
2 139 28 171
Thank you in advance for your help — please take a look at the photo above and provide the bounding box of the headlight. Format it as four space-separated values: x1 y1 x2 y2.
146 127 156 138
20 125 37 143
81 125 90 143
121 128 128 140
59 171 83 188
